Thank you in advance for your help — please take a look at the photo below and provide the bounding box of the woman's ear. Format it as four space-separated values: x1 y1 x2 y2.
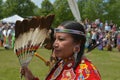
73 45 80 61
73 45 80 53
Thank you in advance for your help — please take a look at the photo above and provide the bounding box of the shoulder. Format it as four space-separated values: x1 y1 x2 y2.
75 58 101 80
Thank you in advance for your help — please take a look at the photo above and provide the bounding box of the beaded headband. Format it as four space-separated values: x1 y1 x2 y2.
54 28 85 36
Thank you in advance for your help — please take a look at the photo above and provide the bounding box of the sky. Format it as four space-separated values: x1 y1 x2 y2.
31 0 55 8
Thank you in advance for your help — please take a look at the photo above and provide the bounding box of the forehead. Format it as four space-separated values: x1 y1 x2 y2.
54 32 74 43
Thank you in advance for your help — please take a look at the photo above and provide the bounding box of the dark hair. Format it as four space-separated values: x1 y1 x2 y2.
59 21 86 70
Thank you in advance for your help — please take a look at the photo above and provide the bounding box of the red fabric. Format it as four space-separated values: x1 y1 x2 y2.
46 58 101 80
46 61 75 80
75 58 101 80
34 77 39 80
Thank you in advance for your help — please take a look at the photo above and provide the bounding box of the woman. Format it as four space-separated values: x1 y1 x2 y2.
21 21 101 80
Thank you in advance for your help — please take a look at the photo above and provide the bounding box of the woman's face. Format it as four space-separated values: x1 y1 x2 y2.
53 26 77 59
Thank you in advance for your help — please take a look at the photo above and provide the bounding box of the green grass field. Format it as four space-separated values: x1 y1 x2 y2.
0 47 120 80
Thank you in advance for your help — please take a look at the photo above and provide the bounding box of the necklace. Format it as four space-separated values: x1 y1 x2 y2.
50 60 64 80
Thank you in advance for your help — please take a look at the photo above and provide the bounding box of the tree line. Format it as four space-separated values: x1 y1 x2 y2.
0 0 120 28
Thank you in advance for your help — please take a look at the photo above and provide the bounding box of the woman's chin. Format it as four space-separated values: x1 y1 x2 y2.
54 53 61 58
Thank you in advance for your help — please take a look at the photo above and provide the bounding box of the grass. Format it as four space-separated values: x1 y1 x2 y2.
86 48 120 80
0 47 120 80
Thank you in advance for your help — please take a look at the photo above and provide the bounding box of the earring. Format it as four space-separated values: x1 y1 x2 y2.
73 51 78 62
73 46 80 61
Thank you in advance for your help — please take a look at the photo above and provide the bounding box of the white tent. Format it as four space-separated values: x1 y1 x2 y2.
1 14 24 23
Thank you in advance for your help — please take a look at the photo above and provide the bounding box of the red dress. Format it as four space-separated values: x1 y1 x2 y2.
45 58 101 80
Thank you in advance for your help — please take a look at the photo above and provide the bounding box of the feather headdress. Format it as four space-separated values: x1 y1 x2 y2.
14 14 55 67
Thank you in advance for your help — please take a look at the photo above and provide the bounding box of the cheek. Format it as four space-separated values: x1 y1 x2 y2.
61 47 74 59
65 44 74 50
61 43 74 56
64 41 75 50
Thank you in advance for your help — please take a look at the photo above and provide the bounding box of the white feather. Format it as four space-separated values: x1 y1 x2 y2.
14 15 55 68
67 0 81 22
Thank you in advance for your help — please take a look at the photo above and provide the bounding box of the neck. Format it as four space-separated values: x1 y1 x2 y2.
62 56 74 63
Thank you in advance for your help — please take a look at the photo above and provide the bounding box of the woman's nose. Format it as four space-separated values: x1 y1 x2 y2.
53 40 59 48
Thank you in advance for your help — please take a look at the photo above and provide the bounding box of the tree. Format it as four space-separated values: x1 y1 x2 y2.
0 0 3 19
2 0 37 17
53 0 74 27
39 0 54 16
77 0 120 26
78 0 104 21
104 0 120 25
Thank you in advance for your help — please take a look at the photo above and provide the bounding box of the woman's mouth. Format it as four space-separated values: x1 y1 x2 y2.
53 49 60 54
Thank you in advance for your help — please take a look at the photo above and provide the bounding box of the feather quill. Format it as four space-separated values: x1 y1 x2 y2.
67 0 81 22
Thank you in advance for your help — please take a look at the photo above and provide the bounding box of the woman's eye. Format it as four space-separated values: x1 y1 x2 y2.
59 37 65 41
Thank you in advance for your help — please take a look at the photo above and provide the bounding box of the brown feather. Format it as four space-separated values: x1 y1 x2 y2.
14 14 55 67
15 21 22 38
46 14 55 29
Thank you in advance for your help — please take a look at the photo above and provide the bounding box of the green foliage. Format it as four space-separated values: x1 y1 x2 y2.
0 0 120 26
2 0 37 18
15 0 37 17
103 0 120 25
39 0 54 16
78 0 105 21
53 0 74 27
78 0 120 25
0 0 3 19
33 7 41 16
2 0 17 17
